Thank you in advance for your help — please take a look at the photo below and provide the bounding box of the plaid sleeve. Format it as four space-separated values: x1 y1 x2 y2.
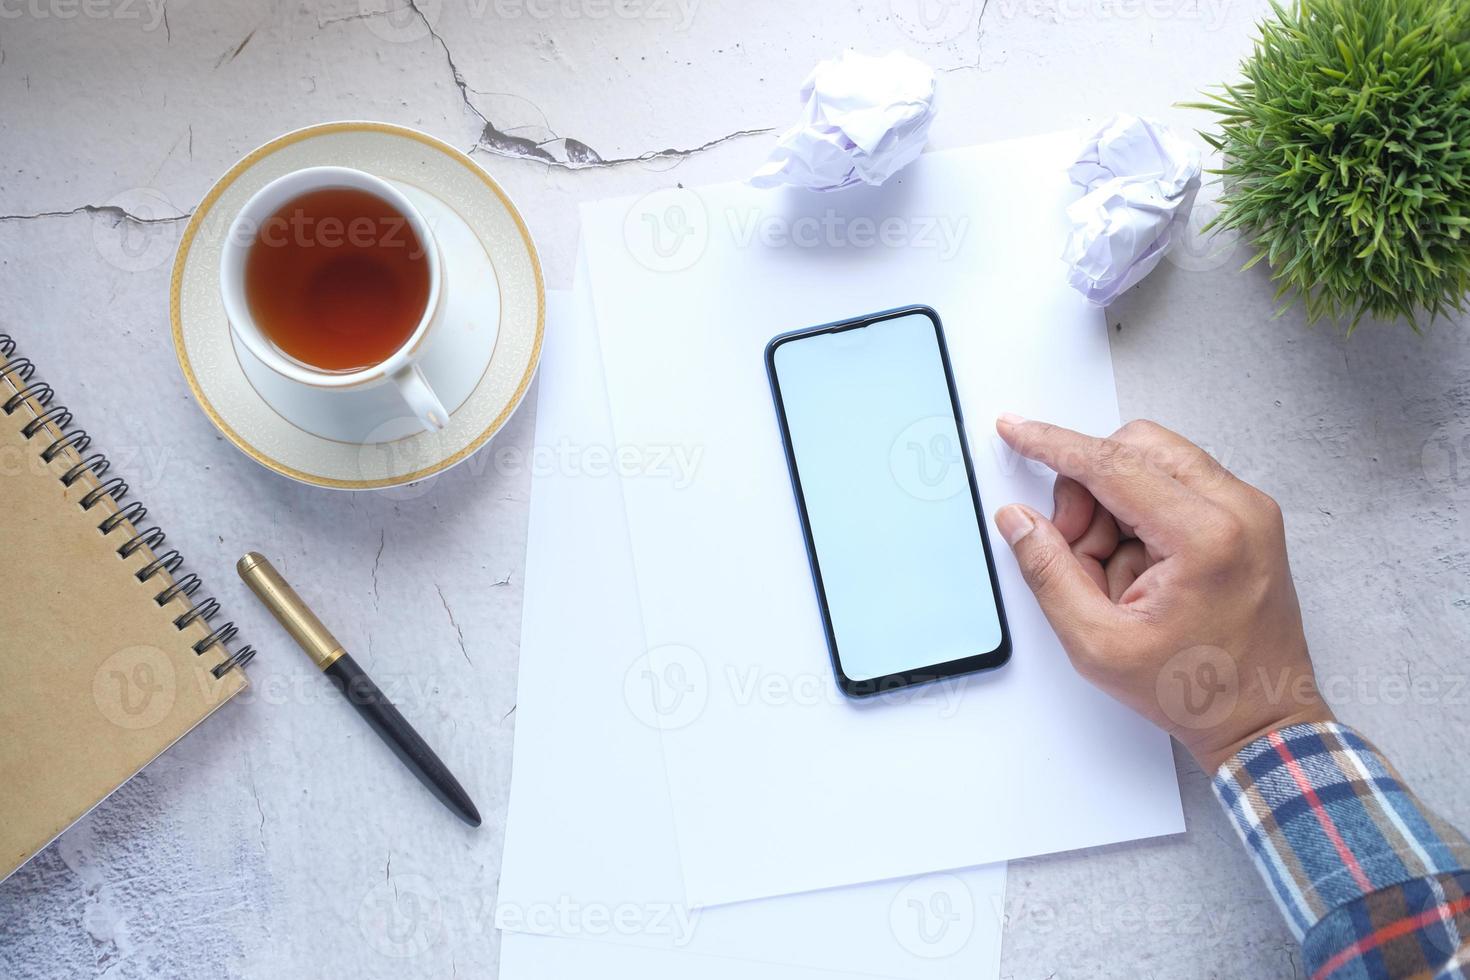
1213 722 1470 979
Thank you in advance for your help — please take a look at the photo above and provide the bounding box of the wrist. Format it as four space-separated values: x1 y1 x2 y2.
1189 701 1337 774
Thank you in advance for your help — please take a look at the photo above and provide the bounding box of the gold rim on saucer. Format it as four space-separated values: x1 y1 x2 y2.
170 120 544 490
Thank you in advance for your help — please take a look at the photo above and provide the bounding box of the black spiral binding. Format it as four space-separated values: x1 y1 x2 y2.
0 333 255 679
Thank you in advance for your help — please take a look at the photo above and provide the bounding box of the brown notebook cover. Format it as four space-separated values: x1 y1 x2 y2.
0 334 253 881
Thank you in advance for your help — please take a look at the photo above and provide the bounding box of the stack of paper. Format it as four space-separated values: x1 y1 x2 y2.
498 131 1184 977
497 284 1007 977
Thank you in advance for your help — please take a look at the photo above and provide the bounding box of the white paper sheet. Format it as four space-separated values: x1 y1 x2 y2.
495 284 1006 979
581 131 1185 909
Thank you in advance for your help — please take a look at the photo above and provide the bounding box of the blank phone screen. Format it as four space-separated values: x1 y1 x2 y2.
769 310 1005 687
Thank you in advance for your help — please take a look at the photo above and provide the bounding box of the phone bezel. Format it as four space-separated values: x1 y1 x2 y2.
765 305 1012 698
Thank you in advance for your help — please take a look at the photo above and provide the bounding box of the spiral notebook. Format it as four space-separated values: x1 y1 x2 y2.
0 334 255 882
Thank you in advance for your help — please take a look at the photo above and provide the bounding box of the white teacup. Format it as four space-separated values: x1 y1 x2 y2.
220 166 450 433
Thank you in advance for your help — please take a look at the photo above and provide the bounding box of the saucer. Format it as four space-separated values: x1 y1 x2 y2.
171 121 543 489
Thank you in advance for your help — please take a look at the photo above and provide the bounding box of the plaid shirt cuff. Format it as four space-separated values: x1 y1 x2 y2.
1213 722 1470 978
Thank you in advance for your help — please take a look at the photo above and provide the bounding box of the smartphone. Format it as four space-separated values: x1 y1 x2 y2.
765 306 1010 697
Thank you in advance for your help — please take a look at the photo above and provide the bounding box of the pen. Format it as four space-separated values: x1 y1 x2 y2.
236 552 481 827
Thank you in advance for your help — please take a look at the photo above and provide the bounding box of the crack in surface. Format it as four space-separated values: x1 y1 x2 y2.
434 582 472 666
6 7 776 232
479 127 776 170
939 0 994 74
246 765 267 854
402 0 772 169
371 530 386 605
316 9 382 29
406 0 490 129
0 204 190 224
215 26 258 69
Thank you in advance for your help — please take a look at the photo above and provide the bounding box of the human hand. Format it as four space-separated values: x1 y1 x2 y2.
992 415 1333 773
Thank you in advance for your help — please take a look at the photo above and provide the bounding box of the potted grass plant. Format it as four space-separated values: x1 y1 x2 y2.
1189 0 1470 331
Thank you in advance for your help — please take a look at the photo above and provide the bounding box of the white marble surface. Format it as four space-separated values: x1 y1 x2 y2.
1 2 1467 977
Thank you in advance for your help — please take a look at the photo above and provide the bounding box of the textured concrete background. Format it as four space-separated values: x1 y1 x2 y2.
1 1 1467 977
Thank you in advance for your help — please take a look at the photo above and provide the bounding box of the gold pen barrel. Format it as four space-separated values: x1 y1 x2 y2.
236 552 345 670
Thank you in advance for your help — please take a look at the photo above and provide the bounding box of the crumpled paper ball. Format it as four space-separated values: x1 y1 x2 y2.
750 50 937 192
1062 114 1202 306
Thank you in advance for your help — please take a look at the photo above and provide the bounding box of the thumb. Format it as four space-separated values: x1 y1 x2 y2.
994 503 1119 654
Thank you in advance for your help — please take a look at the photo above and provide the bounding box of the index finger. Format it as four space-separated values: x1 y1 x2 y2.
996 414 1205 551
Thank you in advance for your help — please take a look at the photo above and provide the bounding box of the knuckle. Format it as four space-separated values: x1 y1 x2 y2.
1218 508 1249 540
1091 438 1137 475
1027 422 1074 469
1214 488 1284 541
1117 418 1164 442
1026 420 1060 452
1253 489 1284 526
1194 454 1233 491
1144 444 1184 481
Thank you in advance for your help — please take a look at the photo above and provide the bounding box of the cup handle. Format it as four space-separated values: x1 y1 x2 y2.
391 363 449 433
